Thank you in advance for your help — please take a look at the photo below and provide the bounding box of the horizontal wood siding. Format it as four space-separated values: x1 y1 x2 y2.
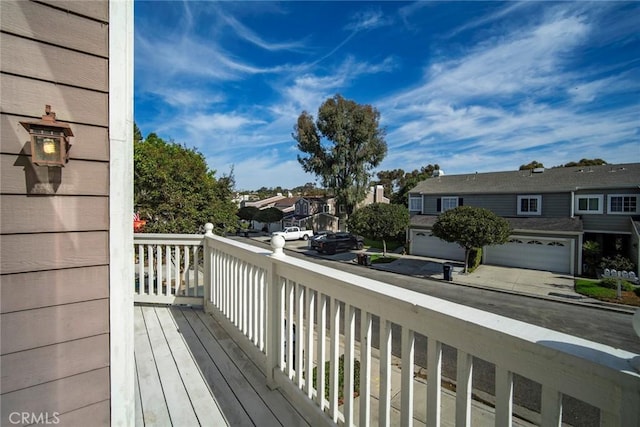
0 0 108 56
0 33 108 92
1 155 109 195
459 194 515 216
0 1 110 424
0 231 108 274
1 195 108 233
1 334 110 393
1 74 108 126
431 193 573 217
0 368 110 425
540 193 571 217
45 0 109 21
0 299 109 354
0 265 109 314
581 215 634 233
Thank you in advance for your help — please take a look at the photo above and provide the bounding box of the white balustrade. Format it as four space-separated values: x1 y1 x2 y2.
137 225 640 426
134 233 205 305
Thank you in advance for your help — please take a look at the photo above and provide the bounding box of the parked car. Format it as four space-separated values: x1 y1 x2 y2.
311 232 364 254
272 226 314 241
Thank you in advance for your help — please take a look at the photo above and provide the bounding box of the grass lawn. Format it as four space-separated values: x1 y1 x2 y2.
363 238 404 252
575 278 640 306
369 253 399 264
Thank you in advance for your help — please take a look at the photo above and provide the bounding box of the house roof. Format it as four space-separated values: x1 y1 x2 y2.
410 214 583 233
273 197 299 208
410 163 640 195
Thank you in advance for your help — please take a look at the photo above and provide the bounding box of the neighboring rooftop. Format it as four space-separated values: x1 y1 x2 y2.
410 163 640 195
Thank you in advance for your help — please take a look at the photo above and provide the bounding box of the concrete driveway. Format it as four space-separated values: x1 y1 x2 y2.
269 237 582 301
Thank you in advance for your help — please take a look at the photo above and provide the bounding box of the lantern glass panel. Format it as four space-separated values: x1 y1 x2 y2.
32 135 63 165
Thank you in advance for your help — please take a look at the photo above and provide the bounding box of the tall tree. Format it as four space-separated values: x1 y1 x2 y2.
563 158 607 167
347 203 409 256
294 94 387 219
391 164 440 206
375 168 405 198
519 160 545 170
432 206 511 273
134 133 237 234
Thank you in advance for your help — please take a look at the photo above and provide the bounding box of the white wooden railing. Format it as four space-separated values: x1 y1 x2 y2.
137 225 640 426
134 233 204 305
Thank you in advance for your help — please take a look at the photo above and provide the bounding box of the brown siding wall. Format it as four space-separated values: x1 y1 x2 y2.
0 1 110 425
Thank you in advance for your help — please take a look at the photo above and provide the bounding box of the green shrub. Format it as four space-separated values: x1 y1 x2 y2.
312 355 360 402
599 255 636 272
599 278 634 291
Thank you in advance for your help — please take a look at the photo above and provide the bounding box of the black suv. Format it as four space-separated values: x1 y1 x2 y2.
311 232 364 254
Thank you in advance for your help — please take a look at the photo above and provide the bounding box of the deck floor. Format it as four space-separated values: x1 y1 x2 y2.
134 305 309 426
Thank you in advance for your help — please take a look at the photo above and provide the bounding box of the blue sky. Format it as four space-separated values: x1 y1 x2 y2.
134 1 640 191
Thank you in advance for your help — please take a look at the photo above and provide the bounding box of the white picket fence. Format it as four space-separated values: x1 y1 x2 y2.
137 225 640 426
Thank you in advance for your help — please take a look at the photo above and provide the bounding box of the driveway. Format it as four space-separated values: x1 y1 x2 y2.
265 237 583 301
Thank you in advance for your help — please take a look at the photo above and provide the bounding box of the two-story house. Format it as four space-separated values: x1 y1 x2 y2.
283 196 339 231
407 164 640 276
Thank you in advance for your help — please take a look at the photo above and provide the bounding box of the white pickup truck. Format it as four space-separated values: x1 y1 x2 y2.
272 227 314 241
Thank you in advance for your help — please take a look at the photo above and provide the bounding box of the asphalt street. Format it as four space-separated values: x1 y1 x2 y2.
229 236 638 426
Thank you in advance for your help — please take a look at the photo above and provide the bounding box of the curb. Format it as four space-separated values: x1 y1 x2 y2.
363 261 638 315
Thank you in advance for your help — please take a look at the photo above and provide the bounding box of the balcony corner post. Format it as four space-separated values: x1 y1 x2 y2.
203 223 214 312
265 235 285 389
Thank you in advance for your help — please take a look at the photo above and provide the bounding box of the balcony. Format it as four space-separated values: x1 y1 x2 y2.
133 225 640 426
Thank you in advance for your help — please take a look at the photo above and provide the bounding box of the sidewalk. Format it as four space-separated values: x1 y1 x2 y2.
369 254 580 299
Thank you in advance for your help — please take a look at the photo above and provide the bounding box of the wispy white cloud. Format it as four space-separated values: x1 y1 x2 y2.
345 9 390 32
375 4 639 177
135 2 639 190
220 12 308 52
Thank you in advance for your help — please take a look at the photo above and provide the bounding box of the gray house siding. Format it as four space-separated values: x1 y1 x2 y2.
420 192 571 217
0 1 111 425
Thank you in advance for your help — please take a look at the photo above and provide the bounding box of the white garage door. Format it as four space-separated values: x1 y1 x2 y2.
411 230 465 261
485 238 572 273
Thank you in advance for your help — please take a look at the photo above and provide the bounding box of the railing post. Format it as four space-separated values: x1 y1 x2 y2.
203 223 214 312
266 235 285 389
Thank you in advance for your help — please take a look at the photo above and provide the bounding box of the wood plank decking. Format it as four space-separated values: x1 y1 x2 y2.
134 305 309 426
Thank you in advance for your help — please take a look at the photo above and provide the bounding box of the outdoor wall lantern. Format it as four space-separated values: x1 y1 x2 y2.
20 105 73 167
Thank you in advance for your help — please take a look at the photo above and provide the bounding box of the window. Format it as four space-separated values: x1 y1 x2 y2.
339 205 346 214
302 204 308 214
409 195 422 212
442 197 458 212
437 196 461 212
575 195 603 214
608 194 638 214
517 195 542 215
323 204 331 213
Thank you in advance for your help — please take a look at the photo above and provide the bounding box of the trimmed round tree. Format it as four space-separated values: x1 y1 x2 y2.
347 203 409 256
431 206 511 272
255 207 284 231
237 206 260 229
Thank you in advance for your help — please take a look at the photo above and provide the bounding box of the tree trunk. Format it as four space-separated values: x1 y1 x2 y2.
464 248 470 273
383 239 387 257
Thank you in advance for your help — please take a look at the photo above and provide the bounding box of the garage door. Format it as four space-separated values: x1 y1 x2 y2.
484 238 572 273
411 230 465 261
